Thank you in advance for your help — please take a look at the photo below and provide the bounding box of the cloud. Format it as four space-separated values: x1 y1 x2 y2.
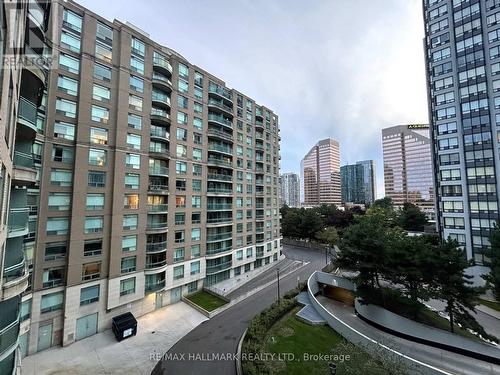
78 0 429 198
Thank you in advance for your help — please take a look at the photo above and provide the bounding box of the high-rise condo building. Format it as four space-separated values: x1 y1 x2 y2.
382 125 435 217
422 0 500 277
0 0 52 372
13 0 282 358
301 138 341 206
280 172 300 207
340 160 377 205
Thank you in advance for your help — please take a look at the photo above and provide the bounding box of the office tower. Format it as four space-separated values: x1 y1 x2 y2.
340 160 377 205
382 125 435 216
301 138 341 206
423 0 500 275
0 0 52 372
280 173 300 207
21 0 282 356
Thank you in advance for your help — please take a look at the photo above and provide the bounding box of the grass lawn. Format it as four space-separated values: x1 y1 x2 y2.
262 308 401 375
479 298 500 313
186 291 227 312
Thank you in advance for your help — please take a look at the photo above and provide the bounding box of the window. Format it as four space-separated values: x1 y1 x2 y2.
456 34 482 52
194 102 203 114
54 121 75 140
48 193 71 211
129 94 143 111
89 148 107 166
236 250 243 260
175 231 185 244
191 228 201 241
191 244 200 258
193 164 202 176
80 285 99 305
193 133 202 144
192 212 201 224
58 75 78 96
96 21 113 42
47 217 69 235
121 256 136 273
178 95 188 109
176 144 187 158
127 133 142 150
123 215 138 231
95 40 112 62
179 63 189 78
86 193 104 210
192 196 201 208
439 153 460 165
176 128 187 141
59 53 80 74
94 63 111 81
436 106 456 120
124 194 139 209
175 213 185 225
444 217 465 229
92 84 110 102
90 127 108 145
120 277 136 296
61 30 81 52
188 281 198 293
41 292 64 313
190 261 200 275
124 173 140 189
193 117 203 130
122 235 137 251
45 242 67 261
174 247 185 262
82 262 101 280
88 171 106 187
178 79 188 93
435 91 454 105
85 216 103 233
52 144 73 163
176 195 186 208
130 55 145 74
63 9 82 32
177 111 188 125
176 161 187 174
432 47 451 62
126 153 141 169
128 113 142 130
246 248 253 258
438 137 458 150
194 86 203 100
129 75 144 93
443 201 464 213
193 148 202 161
194 71 203 86
56 98 77 118
192 179 201 192
173 265 184 280
84 239 102 257
91 105 109 123
131 37 145 56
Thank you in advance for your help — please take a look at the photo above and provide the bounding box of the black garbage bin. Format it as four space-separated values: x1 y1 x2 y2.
112 312 137 341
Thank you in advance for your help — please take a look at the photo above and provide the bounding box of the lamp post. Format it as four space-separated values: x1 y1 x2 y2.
276 268 280 302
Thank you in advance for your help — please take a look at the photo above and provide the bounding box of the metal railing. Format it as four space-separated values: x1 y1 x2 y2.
207 173 232 182
148 204 168 212
208 144 233 154
207 158 232 168
208 113 233 127
13 151 35 169
149 166 169 175
207 204 232 210
208 128 233 141
206 259 232 274
146 241 167 253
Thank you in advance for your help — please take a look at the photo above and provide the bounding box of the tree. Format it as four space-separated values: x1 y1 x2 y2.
397 203 428 232
299 209 323 239
315 226 339 248
371 197 394 210
281 210 302 238
431 238 483 334
485 225 500 301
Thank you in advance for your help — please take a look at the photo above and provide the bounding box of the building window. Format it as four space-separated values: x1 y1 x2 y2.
121 256 136 273
42 268 65 288
129 75 144 93
126 153 141 169
174 231 185 244
173 265 184 280
192 212 201 224
120 277 136 296
191 228 201 241
131 37 145 56
176 195 186 208
56 98 77 118
40 292 64 313
80 285 100 305
44 242 67 261
123 215 138 231
176 161 187 174
175 212 185 225
124 173 140 189
85 216 103 233
124 194 139 209
58 75 78 96
61 30 81 52
178 79 188 94
94 63 112 81
46 217 69 235
128 113 142 130
130 55 145 74
48 192 71 211
92 84 111 102
82 262 101 280
84 239 102 257
95 40 112 62
176 128 187 141
86 193 105 210
190 261 200 275
192 196 201 208
174 247 185 262
188 281 198 293
89 148 107 166
191 244 200 258
127 133 142 150
90 127 108 145
54 121 75 140
91 105 109 124
59 53 80 74
88 171 106 187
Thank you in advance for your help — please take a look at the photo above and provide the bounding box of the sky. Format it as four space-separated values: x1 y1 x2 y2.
79 0 429 198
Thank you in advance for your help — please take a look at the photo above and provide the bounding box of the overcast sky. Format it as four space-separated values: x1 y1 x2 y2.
79 0 429 198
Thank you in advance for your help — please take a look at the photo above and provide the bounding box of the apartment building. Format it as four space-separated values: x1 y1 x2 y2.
340 160 376 206
382 124 435 217
19 0 282 356
422 0 500 278
0 0 52 373
280 172 300 207
301 138 341 206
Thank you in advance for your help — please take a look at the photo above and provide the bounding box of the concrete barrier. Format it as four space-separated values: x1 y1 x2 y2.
307 271 453 375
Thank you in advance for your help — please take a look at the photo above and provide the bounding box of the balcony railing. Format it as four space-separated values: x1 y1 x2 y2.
145 260 167 269
207 158 232 168
149 145 169 154
152 73 172 89
146 221 168 231
146 240 167 253
208 144 233 154
207 217 232 224
3 260 26 283
207 173 232 182
8 208 29 235
149 166 169 176
0 320 20 356
13 151 34 169
208 98 233 114
145 279 166 292
207 233 232 242
208 84 232 101
207 245 232 255
207 188 233 194
150 126 169 140
151 108 170 123
208 113 233 127
18 97 37 128
148 204 168 212
206 260 232 275
207 204 232 211
152 57 172 75
148 184 169 192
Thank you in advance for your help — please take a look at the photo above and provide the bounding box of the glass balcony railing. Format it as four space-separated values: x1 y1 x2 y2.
145 259 167 270
148 183 169 192
146 241 167 253
13 151 35 169
145 279 166 292
207 203 232 211
207 217 232 224
3 260 26 283
152 73 172 88
146 221 168 231
151 108 170 122
207 128 233 141
207 188 233 194
206 232 232 242
18 97 37 128
208 113 233 128
208 144 232 154
208 98 233 114
152 92 171 106
208 84 232 101
149 165 169 176
149 144 169 154
206 259 232 275
7 208 29 235
148 204 168 213
207 173 232 182
207 158 232 168
150 126 169 140
0 321 19 356
152 57 172 75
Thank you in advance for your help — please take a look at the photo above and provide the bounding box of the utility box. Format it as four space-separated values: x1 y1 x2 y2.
112 312 137 341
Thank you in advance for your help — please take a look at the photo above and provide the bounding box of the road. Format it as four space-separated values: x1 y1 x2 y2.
151 244 325 375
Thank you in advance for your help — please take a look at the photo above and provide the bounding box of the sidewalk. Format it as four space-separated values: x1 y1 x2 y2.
21 302 207 375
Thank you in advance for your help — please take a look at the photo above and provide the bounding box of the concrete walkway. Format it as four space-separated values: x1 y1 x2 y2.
21 302 207 375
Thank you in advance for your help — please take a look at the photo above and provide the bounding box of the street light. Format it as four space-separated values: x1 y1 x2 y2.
276 268 280 302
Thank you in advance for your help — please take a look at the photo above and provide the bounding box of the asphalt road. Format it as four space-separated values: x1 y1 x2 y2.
151 244 325 375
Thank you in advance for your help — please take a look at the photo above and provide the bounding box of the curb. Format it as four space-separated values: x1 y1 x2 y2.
477 304 500 320
235 328 247 375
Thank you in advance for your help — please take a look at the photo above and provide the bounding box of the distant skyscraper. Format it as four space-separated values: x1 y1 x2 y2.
423 0 500 273
340 160 376 205
280 173 300 207
301 138 341 206
382 125 434 216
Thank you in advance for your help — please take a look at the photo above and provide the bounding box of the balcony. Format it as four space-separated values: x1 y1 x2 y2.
208 98 233 116
207 217 233 225
206 257 232 275
207 173 232 182
208 144 232 156
145 277 166 293
152 57 173 76
146 240 167 254
207 158 232 168
17 97 38 136
208 113 233 129
146 219 168 233
150 126 170 142
7 208 29 238
13 151 37 185
145 253 167 271
23 46 48 90
208 84 232 102
207 128 233 142
0 319 20 359
148 183 169 195
152 73 172 92
149 165 169 176
2 239 29 299
207 187 233 196
151 108 171 126
207 203 232 211
149 144 169 159
206 232 232 243
152 91 171 110
255 119 264 129
148 204 168 213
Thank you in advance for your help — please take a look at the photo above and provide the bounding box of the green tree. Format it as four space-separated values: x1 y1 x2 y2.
485 226 500 301
299 209 323 239
397 203 428 232
371 197 394 210
315 226 339 248
281 210 302 238
432 238 484 334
